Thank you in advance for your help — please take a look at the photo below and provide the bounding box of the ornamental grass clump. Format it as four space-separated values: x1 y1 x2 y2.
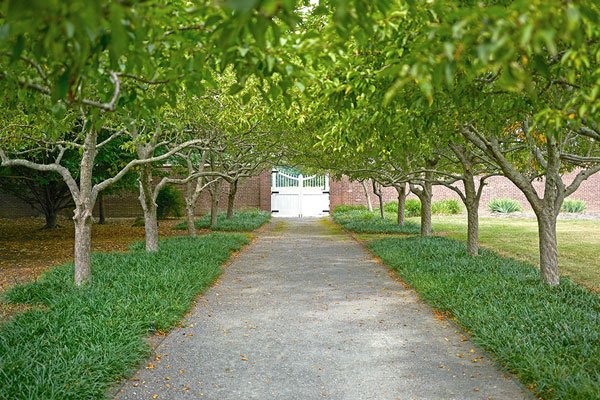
561 199 586 213
488 198 523 213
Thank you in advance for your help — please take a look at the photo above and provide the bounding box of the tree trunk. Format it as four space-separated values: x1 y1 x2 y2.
42 210 58 229
210 180 223 228
419 190 432 236
98 193 106 225
395 183 406 226
73 209 93 285
361 180 373 212
536 209 560 286
186 203 196 237
72 126 98 286
372 180 385 219
226 180 238 219
139 163 159 252
465 200 479 256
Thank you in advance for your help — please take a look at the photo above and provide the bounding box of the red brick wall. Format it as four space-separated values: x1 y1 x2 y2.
97 172 268 218
330 176 398 209
2 169 599 218
330 170 600 212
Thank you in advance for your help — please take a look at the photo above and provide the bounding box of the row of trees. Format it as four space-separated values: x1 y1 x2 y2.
290 0 600 286
2 0 600 288
0 0 299 285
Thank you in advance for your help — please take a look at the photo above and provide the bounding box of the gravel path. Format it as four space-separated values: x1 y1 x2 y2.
116 218 530 400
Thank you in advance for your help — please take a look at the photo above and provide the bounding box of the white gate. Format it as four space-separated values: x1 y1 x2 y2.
271 168 330 217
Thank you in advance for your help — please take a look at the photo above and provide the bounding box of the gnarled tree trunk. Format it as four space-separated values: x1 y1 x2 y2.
411 175 433 237
536 208 560 286
72 126 98 285
185 178 198 237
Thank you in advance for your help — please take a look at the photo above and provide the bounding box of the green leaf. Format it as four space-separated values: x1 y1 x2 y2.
295 81 305 93
53 68 71 101
10 35 24 63
228 83 244 95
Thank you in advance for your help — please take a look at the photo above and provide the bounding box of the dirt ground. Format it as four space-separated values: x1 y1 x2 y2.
0 217 186 321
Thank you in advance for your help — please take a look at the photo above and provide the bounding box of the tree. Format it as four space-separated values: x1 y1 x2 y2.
0 0 311 285
0 165 72 228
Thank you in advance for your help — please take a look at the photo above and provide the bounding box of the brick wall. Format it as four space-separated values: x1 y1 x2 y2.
97 171 269 218
330 176 399 209
2 169 599 218
329 170 600 212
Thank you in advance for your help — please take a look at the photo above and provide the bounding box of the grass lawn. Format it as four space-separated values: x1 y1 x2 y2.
333 209 421 234
368 236 600 399
429 216 600 291
0 233 249 400
173 209 271 232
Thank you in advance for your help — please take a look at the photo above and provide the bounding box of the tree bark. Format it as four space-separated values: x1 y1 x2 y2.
372 180 384 219
361 180 373 212
411 171 434 237
537 209 560 286
185 178 197 237
419 188 432 237
209 179 223 228
465 200 479 256
138 163 159 252
395 183 406 226
72 126 98 286
98 193 106 225
226 180 238 219
73 211 93 285
42 210 59 229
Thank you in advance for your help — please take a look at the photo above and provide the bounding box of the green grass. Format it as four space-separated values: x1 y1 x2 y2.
384 199 462 216
0 233 249 400
173 209 271 232
431 216 600 291
332 209 421 234
367 236 600 399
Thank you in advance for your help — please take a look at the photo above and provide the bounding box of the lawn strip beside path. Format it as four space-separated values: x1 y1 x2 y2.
0 233 249 400
367 236 600 399
117 218 528 400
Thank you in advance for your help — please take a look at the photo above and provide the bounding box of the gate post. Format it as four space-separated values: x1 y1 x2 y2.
298 173 303 217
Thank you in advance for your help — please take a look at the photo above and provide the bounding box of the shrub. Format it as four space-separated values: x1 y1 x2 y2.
383 201 398 213
432 199 462 215
488 198 522 213
404 198 421 217
333 204 368 214
156 185 184 219
561 198 586 213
